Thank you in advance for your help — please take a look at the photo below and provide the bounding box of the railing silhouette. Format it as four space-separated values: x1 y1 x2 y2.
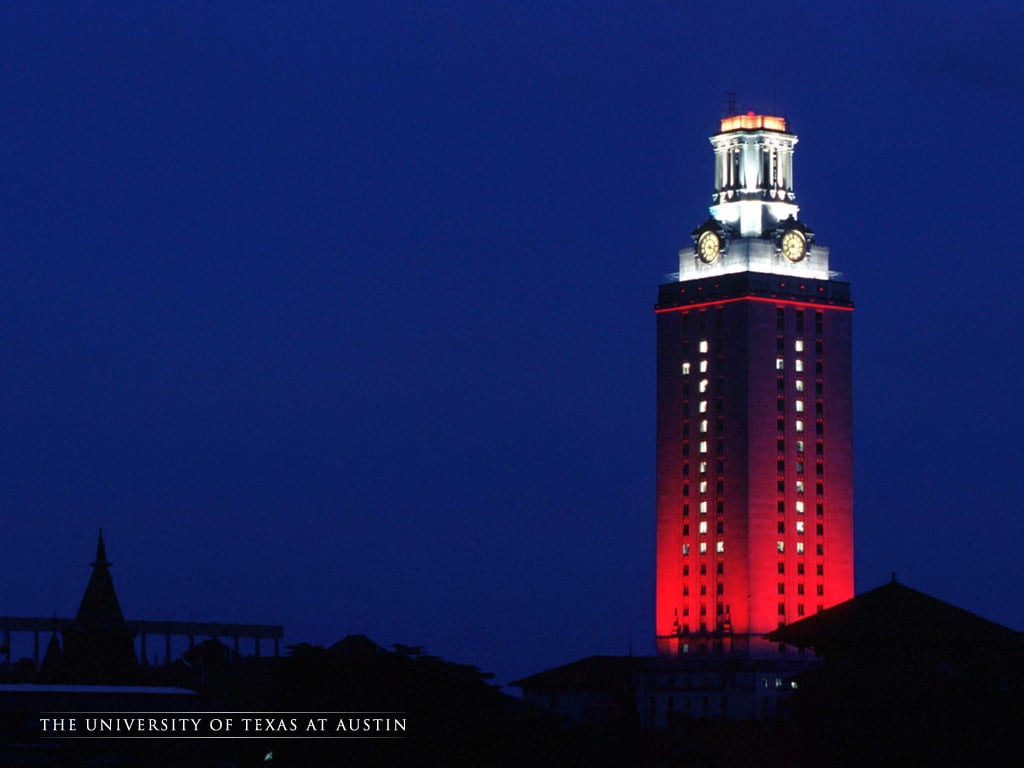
0 616 283 667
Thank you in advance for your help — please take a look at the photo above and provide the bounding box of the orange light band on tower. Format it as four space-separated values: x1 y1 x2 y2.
719 112 787 133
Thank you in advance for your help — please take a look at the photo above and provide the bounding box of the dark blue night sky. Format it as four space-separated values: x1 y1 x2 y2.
1 2 1022 687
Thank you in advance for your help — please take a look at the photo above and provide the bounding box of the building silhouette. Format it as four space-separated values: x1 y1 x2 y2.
655 112 854 664
42 529 141 684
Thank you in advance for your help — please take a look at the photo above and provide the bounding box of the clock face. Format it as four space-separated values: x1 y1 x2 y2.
781 230 806 263
697 231 721 264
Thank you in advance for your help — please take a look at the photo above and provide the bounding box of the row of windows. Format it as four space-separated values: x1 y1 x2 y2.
682 541 726 555
683 583 725 596
683 562 724 577
777 583 825 596
776 439 824 456
776 541 825 555
682 520 724 536
778 562 824 576
777 521 825 535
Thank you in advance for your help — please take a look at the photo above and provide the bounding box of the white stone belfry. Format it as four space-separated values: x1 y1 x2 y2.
678 113 830 282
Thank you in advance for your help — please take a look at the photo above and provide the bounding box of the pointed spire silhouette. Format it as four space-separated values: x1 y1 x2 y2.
92 528 111 570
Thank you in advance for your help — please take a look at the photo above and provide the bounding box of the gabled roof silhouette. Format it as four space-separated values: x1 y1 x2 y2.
511 655 644 692
768 577 1022 659
74 529 127 629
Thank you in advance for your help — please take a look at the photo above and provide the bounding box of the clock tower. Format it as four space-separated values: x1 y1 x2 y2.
654 113 854 670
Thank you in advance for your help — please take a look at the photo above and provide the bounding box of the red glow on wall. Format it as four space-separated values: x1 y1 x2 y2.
655 297 854 658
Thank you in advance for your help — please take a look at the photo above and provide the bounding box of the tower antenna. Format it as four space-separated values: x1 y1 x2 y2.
724 89 737 117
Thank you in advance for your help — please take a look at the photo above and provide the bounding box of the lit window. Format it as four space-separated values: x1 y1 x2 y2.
796 440 804 453
682 362 691 375
775 357 784 371
795 379 804 392
699 481 708 493
699 521 708 534
795 521 805 534
777 541 785 553
683 544 690 555
700 501 708 514
700 419 708 433
796 481 804 494
795 419 804 432
795 339 804 352
699 340 708 353
796 542 805 554
700 542 708 554
699 461 708 474
716 540 724 553
700 360 708 373
795 400 804 413
699 379 709 393
699 441 708 454
699 401 708 413
795 500 805 514
795 359 804 372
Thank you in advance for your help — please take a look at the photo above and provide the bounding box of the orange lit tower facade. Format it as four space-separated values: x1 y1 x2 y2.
655 113 853 659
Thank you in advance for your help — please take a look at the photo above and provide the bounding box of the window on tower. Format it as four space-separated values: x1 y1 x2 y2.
700 542 708 554
796 521 805 534
699 521 708 535
795 359 804 372
795 379 804 392
796 542 805 554
699 379 709 393
795 339 804 352
682 362 691 375
777 541 785 553
699 340 709 353
795 400 804 413
700 360 708 373
716 541 724 553
795 419 804 432
776 357 784 371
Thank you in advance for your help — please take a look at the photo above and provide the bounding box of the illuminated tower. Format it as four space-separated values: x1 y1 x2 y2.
655 113 853 659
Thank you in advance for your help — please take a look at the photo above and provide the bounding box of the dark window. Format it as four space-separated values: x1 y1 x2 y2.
778 562 785 574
